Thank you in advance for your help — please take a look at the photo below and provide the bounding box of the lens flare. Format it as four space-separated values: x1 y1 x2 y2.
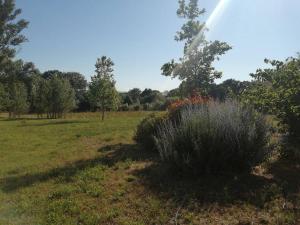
163 0 231 90
187 0 231 53
206 0 231 31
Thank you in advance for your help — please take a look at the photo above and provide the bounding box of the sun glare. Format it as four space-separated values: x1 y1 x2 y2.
206 0 231 30
187 0 231 53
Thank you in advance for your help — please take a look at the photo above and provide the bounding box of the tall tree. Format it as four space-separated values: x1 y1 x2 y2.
209 79 251 100
89 56 119 120
128 88 141 104
61 72 88 110
42 70 89 111
140 88 164 104
0 0 28 70
42 70 63 80
31 75 75 118
10 60 40 111
0 59 39 117
0 83 6 111
31 75 49 117
6 81 28 118
46 76 75 119
161 0 231 96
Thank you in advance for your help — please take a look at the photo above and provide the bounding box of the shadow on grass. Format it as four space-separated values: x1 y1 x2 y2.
0 117 90 126
0 117 44 121
19 120 90 127
0 143 151 193
132 163 277 208
1 143 299 209
131 156 300 209
267 159 300 196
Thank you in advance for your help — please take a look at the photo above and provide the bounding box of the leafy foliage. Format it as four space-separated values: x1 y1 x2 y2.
127 88 141 104
41 71 88 111
31 75 48 116
0 83 5 111
134 113 166 151
46 76 75 118
119 88 168 111
31 75 75 118
5 81 28 117
161 0 231 96
154 101 271 173
242 56 300 138
209 79 251 101
88 56 120 120
0 0 28 68
61 72 88 110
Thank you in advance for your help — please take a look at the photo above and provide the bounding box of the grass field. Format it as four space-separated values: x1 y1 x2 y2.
0 112 299 225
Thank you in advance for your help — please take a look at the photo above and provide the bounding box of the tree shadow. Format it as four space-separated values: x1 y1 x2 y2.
97 143 156 161
267 159 300 197
0 117 44 121
128 149 300 209
0 143 151 193
2 142 298 210
19 120 90 127
132 162 278 208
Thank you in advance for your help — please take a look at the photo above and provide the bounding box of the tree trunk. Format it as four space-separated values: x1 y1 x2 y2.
101 109 105 121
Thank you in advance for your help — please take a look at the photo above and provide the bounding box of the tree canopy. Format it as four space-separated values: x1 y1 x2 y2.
0 0 28 69
243 56 300 137
161 0 231 96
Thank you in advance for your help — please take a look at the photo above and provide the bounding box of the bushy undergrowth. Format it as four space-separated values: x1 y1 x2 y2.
154 101 271 173
134 113 166 151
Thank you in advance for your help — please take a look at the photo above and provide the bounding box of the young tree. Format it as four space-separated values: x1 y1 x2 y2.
31 75 49 117
47 76 75 119
89 56 119 120
161 0 231 96
6 81 28 118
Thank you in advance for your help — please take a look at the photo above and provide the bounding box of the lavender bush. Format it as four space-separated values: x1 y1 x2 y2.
155 101 271 173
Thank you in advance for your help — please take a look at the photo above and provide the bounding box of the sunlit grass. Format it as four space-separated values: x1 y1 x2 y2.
0 112 299 225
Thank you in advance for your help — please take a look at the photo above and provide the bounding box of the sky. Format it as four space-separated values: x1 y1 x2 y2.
16 0 300 92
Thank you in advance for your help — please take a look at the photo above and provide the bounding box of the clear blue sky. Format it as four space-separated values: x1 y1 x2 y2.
16 0 300 92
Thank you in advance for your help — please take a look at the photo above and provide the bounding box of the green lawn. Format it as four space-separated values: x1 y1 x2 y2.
0 112 299 225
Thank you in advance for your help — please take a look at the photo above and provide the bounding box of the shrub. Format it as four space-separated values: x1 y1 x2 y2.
154 101 271 173
134 113 166 151
242 57 300 139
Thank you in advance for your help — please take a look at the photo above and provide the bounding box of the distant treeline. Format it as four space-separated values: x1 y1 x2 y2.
0 59 254 118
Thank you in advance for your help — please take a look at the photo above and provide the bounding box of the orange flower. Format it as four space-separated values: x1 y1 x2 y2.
168 95 210 113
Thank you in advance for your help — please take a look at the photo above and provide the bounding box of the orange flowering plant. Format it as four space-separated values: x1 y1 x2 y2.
168 96 210 111
167 92 211 121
